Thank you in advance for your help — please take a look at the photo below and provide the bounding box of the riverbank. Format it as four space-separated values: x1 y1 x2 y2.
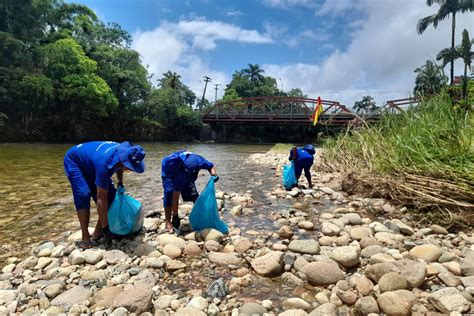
1 150 474 315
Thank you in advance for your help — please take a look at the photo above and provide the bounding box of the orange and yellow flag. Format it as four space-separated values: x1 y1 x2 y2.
313 96 323 126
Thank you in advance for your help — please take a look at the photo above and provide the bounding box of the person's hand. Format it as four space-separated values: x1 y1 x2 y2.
212 175 219 183
117 182 124 188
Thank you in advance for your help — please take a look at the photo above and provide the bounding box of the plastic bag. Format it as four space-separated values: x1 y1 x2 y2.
189 176 228 234
282 161 297 190
108 186 143 235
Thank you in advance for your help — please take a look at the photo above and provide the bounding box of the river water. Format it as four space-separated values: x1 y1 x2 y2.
0 142 298 262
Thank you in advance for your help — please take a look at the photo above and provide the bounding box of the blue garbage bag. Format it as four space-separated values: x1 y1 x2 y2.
108 186 143 235
282 161 297 190
189 176 228 234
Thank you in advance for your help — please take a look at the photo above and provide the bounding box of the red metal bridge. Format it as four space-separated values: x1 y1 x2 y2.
202 96 418 128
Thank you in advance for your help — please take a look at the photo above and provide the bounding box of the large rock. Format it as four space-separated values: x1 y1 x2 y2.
428 287 470 314
365 262 399 282
91 286 123 309
331 246 360 268
103 250 129 264
166 260 187 272
460 255 474 276
202 229 225 242
279 309 308 316
51 286 92 310
154 295 173 310
361 245 383 258
251 251 284 277
354 276 374 296
350 227 372 240
20 256 38 269
305 262 345 286
343 213 362 225
409 244 442 262
44 283 65 299
156 234 186 247
308 303 337 315
208 252 242 266
233 239 253 253
355 296 380 315
397 259 427 288
163 244 182 259
82 250 103 264
68 250 86 265
288 240 320 255
110 285 153 314
282 298 311 311
34 241 55 255
378 272 407 292
0 290 16 305
240 302 267 315
281 272 304 287
278 226 294 239
134 243 157 257
377 290 416 316
321 222 341 236
187 296 208 311
183 243 202 257
205 278 228 299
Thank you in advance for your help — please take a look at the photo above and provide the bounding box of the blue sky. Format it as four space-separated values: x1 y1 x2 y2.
71 0 473 105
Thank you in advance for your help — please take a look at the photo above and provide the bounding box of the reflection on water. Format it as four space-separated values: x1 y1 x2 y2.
0 142 275 261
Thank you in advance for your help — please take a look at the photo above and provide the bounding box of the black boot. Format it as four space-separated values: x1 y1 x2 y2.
102 226 114 249
172 215 181 231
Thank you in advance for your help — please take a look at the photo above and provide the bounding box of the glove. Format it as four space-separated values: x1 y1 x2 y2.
212 175 219 183
172 215 181 230
102 225 114 249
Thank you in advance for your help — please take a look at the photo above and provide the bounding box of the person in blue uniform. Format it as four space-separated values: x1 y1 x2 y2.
161 150 218 233
64 141 146 248
289 144 316 188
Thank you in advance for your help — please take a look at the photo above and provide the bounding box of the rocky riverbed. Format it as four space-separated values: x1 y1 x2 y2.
1 151 473 315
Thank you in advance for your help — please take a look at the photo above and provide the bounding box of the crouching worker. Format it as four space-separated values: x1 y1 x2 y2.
64 141 146 249
289 144 316 188
161 150 218 233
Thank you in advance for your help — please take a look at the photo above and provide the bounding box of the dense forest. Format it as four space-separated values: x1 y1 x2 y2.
0 0 308 142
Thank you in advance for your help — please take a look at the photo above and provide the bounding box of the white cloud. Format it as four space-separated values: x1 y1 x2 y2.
133 19 271 102
262 0 317 9
226 10 245 17
316 0 357 16
264 0 474 106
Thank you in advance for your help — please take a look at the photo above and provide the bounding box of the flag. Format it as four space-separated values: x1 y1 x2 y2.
313 96 323 126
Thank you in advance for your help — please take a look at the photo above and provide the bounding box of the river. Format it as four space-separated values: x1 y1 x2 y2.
0 142 297 264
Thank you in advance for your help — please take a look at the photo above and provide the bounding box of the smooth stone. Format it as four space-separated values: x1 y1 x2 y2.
377 290 416 316
110 285 153 314
343 213 362 225
298 221 314 230
278 226 294 239
378 272 407 292
397 259 427 288
331 246 359 267
187 296 208 311
354 276 374 296
365 262 399 283
156 234 186 247
359 237 382 249
305 262 345 286
355 296 380 315
308 303 337 315
51 286 92 310
438 272 462 287
202 229 225 243
233 239 253 253
409 244 443 262
251 251 284 277
166 260 187 272
288 240 320 255
163 244 182 259
44 283 64 299
183 243 202 257
350 227 372 240
361 245 383 258
282 298 311 311
281 272 304 287
209 252 242 266
82 250 103 264
154 295 173 309
369 253 395 264
321 222 341 236
279 309 308 316
239 302 267 315
318 236 334 246
430 224 448 235
175 307 206 316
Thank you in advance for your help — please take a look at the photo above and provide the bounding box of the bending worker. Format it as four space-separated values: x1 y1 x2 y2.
64 141 146 248
161 150 218 233
289 144 316 188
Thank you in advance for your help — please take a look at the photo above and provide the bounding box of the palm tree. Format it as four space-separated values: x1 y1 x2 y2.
242 64 265 85
414 60 448 96
160 71 181 89
417 0 474 85
437 29 473 98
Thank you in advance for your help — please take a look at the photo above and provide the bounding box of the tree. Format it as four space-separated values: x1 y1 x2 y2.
242 64 265 85
437 29 473 98
287 88 306 98
414 60 448 96
353 95 378 115
417 0 474 84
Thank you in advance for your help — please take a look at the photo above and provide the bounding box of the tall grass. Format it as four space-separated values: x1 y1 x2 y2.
324 95 473 186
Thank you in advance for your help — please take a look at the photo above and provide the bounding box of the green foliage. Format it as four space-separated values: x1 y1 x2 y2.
414 60 448 96
287 88 306 97
353 95 379 114
224 66 282 99
324 94 473 184
223 88 240 101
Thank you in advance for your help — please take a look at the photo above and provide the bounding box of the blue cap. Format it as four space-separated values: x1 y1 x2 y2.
117 141 145 173
303 144 315 155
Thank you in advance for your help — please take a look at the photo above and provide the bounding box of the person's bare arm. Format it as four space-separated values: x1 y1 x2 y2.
117 169 124 186
96 187 109 228
210 166 217 176
171 190 181 216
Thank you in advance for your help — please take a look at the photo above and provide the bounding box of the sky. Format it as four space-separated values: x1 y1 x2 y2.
71 0 473 106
